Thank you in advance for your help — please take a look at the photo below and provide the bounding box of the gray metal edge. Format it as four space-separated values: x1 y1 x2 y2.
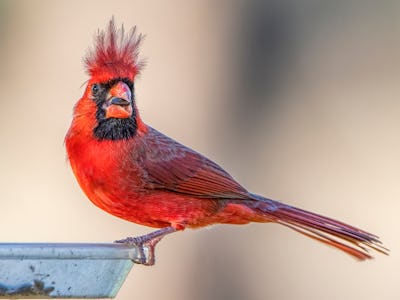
0 243 139 260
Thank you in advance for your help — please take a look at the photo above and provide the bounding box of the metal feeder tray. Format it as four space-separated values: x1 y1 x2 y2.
0 243 142 298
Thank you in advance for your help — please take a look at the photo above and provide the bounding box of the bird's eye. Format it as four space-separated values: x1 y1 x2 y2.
91 83 100 95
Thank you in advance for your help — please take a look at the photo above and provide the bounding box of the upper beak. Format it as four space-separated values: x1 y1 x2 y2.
110 97 131 106
107 81 132 105
105 82 133 119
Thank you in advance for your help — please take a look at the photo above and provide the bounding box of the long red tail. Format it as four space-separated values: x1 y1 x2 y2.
249 195 388 260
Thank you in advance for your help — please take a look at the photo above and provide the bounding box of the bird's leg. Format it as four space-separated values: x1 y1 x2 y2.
115 227 177 266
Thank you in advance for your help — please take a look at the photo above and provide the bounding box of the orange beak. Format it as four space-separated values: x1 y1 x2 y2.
104 82 133 119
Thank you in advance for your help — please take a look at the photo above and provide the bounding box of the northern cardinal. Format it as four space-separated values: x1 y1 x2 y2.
65 19 387 265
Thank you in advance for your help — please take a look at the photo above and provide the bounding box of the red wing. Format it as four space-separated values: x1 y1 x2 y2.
134 127 249 199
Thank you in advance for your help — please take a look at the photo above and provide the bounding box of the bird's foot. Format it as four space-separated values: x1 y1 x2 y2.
115 227 176 266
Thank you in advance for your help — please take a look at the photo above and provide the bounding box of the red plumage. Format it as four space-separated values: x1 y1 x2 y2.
65 19 387 263
84 18 144 81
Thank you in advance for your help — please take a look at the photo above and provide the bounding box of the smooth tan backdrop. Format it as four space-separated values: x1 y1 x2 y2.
0 1 398 299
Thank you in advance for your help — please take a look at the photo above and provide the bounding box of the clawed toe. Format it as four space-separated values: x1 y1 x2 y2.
114 237 138 244
113 227 177 266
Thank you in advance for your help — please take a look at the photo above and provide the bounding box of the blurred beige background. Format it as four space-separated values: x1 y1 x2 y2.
0 0 398 299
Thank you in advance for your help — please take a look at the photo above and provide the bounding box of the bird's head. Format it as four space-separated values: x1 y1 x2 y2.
72 18 146 141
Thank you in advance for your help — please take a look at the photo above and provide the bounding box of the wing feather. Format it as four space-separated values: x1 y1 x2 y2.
135 127 249 199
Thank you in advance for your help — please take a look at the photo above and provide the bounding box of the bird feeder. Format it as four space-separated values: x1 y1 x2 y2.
0 243 144 298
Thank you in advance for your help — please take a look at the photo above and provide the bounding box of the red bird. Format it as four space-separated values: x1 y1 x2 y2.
65 19 387 265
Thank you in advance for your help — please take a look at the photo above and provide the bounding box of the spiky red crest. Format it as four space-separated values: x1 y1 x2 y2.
85 18 144 82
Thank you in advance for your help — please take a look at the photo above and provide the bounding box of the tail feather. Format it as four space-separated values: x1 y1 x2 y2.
279 221 373 260
250 195 388 260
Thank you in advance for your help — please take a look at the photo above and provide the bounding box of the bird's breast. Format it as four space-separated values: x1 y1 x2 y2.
67 137 144 209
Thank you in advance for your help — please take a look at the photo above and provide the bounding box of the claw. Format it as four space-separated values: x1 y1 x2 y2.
114 227 176 266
